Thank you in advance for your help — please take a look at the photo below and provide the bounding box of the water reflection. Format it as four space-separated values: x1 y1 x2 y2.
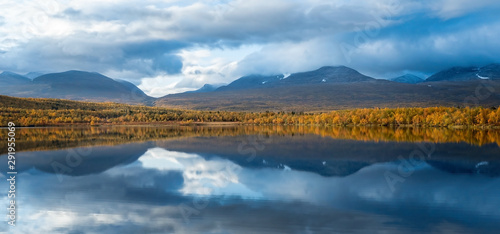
1 125 500 154
0 126 499 233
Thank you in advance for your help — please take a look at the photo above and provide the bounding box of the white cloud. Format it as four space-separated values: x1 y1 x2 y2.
138 45 263 96
137 148 260 197
430 0 500 19
138 74 192 96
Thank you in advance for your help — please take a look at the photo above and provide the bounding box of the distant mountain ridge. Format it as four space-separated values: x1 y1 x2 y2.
426 64 500 81
156 63 500 111
0 70 152 104
0 71 32 85
196 64 500 93
216 66 375 92
184 84 223 93
280 66 375 84
24 72 44 79
2 63 500 110
390 74 424 84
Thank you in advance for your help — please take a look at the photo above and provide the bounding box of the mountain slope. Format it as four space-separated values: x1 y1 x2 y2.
3 64 500 111
0 70 153 105
0 71 32 85
156 66 500 111
157 80 500 111
216 66 375 92
426 66 479 81
390 74 424 84
279 66 374 84
477 63 500 79
115 79 149 96
184 84 222 93
216 74 283 91
426 64 500 82
25 72 44 79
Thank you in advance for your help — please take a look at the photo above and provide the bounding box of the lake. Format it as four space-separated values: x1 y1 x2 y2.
1 126 500 233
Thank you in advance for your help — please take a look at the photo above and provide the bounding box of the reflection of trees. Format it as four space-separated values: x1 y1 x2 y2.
1 125 499 154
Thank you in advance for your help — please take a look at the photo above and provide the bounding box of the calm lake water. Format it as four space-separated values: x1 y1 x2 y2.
1 126 500 233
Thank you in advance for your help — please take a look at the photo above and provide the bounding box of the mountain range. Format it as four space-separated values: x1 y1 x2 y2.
1 64 500 111
184 83 223 93
389 74 424 84
0 70 152 105
427 64 500 81
156 64 500 111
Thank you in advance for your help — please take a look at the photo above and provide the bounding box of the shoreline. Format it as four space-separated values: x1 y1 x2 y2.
1 122 500 129
0 121 244 128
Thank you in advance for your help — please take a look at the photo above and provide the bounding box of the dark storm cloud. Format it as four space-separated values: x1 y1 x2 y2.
339 7 500 77
122 40 187 58
61 7 81 17
0 37 187 78
152 54 184 74
234 1 500 78
122 40 187 74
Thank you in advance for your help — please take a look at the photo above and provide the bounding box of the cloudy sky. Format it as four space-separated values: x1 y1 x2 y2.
1 0 500 96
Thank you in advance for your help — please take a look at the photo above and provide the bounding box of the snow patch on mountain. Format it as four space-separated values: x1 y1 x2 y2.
476 73 489 79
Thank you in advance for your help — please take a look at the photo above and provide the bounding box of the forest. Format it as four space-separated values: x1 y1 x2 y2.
1 95 500 127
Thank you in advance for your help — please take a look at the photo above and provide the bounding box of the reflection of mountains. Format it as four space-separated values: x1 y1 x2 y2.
160 135 500 177
238 158 500 177
427 160 500 177
1 125 500 154
3 131 500 178
0 142 153 176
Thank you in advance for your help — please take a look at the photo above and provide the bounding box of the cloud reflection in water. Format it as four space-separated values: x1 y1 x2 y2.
1 143 500 233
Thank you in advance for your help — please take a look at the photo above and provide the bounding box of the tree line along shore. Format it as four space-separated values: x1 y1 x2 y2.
1 95 499 128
